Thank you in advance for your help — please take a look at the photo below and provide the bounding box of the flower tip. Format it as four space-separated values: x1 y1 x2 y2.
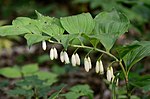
71 54 76 66
50 48 54 60
107 69 112 82
60 51 65 62
95 61 100 73
87 56 92 69
53 47 58 59
42 40 46 50
64 51 70 64
99 60 104 75
75 53 80 65
84 58 90 72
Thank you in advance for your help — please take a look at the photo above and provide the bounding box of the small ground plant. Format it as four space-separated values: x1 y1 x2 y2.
0 9 150 99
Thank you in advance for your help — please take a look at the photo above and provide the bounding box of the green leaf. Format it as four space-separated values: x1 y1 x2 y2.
60 13 95 34
33 71 58 85
0 26 30 36
62 92 81 99
91 34 117 51
7 88 34 98
24 34 50 46
60 34 77 50
94 9 129 36
142 85 150 92
16 76 43 87
90 38 99 48
12 17 32 26
22 64 39 76
38 86 51 97
129 74 150 92
35 10 54 24
37 54 50 64
24 20 42 34
13 17 42 34
123 41 150 69
69 84 93 99
51 65 66 75
94 9 130 51
117 44 141 59
0 80 9 88
0 67 21 78
35 11 64 41
42 24 64 41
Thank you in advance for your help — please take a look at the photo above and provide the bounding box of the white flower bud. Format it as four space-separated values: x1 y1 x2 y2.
64 51 70 64
99 60 104 74
53 47 58 59
84 57 90 72
50 48 54 60
71 54 76 66
107 69 112 82
42 40 46 50
60 51 65 62
95 61 100 73
110 66 114 77
75 53 80 65
87 56 92 69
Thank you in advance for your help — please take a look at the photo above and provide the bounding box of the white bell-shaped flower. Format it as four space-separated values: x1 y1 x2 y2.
107 68 112 82
95 60 100 73
110 66 114 77
60 51 65 62
99 60 104 74
50 48 54 60
71 54 76 66
53 47 58 59
64 51 70 64
42 40 47 50
84 57 90 72
75 53 80 65
87 56 92 69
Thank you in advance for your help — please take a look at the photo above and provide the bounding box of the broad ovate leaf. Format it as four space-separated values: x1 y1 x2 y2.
0 67 21 78
42 24 64 42
33 71 58 85
117 44 140 59
123 41 150 69
12 17 32 26
94 9 129 36
60 13 95 34
0 26 30 36
35 10 54 25
22 64 39 76
24 34 49 46
89 34 117 51
94 9 130 51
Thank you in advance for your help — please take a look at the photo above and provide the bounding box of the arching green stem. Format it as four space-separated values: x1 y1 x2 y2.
48 40 118 61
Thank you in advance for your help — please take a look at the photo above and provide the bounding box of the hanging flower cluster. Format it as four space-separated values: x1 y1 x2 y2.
71 53 80 66
107 67 114 82
50 47 58 60
41 40 118 84
95 60 104 74
84 57 92 72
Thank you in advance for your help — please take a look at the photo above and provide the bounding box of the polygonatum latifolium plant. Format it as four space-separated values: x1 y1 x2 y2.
0 9 150 98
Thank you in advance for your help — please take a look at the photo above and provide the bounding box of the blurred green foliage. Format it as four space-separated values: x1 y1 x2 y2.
0 64 58 85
